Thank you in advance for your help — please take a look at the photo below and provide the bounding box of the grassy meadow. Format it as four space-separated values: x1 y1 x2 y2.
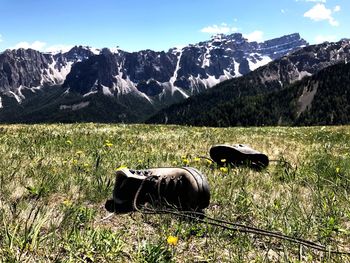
0 124 350 262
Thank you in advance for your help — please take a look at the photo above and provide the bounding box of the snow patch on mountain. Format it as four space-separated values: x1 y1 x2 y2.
42 60 74 85
206 75 222 87
173 86 189 98
298 71 312 81
187 70 237 92
102 85 113 96
29 86 42 93
248 55 272 71
18 86 26 100
113 74 135 94
9 91 22 103
169 48 183 95
202 47 211 68
108 47 120 54
233 59 241 77
89 47 101 55
138 90 153 104
60 101 90 111
83 90 98 97
7 85 26 103
223 70 234 79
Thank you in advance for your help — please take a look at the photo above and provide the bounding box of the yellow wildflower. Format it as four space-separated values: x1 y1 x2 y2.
25 243 34 252
66 140 72 145
220 167 228 173
182 158 190 165
62 199 73 207
194 157 201 162
336 167 340 173
206 159 213 165
115 165 128 171
167 236 178 246
221 159 227 163
104 142 113 147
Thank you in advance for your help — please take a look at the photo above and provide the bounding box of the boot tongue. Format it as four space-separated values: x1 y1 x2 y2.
113 168 146 206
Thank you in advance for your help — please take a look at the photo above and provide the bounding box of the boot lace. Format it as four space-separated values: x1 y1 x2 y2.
132 172 182 212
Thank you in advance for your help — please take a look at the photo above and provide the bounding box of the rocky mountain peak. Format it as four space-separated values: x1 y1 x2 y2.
60 45 98 61
258 33 307 59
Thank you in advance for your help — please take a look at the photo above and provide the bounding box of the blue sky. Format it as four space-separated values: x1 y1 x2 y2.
0 0 348 53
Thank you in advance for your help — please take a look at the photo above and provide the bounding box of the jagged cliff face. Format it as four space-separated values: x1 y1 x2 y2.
63 33 308 101
254 39 350 88
0 49 54 101
0 46 96 104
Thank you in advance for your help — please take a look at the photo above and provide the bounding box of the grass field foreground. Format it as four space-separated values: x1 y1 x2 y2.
0 124 350 262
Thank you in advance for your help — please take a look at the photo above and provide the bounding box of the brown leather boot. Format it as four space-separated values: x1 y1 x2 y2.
105 167 210 213
210 144 269 169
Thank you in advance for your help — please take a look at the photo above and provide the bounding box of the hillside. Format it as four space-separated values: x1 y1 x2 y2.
147 40 350 126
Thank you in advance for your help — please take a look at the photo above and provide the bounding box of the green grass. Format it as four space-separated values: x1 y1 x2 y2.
0 124 350 262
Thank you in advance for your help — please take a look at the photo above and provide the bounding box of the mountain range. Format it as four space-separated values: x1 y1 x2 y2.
1 33 349 126
148 39 350 126
0 33 307 123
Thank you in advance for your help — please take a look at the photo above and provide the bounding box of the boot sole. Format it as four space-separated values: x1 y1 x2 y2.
182 167 210 210
210 144 269 169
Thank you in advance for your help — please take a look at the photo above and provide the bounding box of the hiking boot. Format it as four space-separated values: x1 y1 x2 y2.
105 167 210 213
209 144 269 169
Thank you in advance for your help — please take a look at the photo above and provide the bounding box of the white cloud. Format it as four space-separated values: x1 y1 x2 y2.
12 41 47 50
315 35 338 43
304 3 339 26
243 31 264 42
200 23 238 34
11 41 73 53
334 5 341 12
44 44 74 53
